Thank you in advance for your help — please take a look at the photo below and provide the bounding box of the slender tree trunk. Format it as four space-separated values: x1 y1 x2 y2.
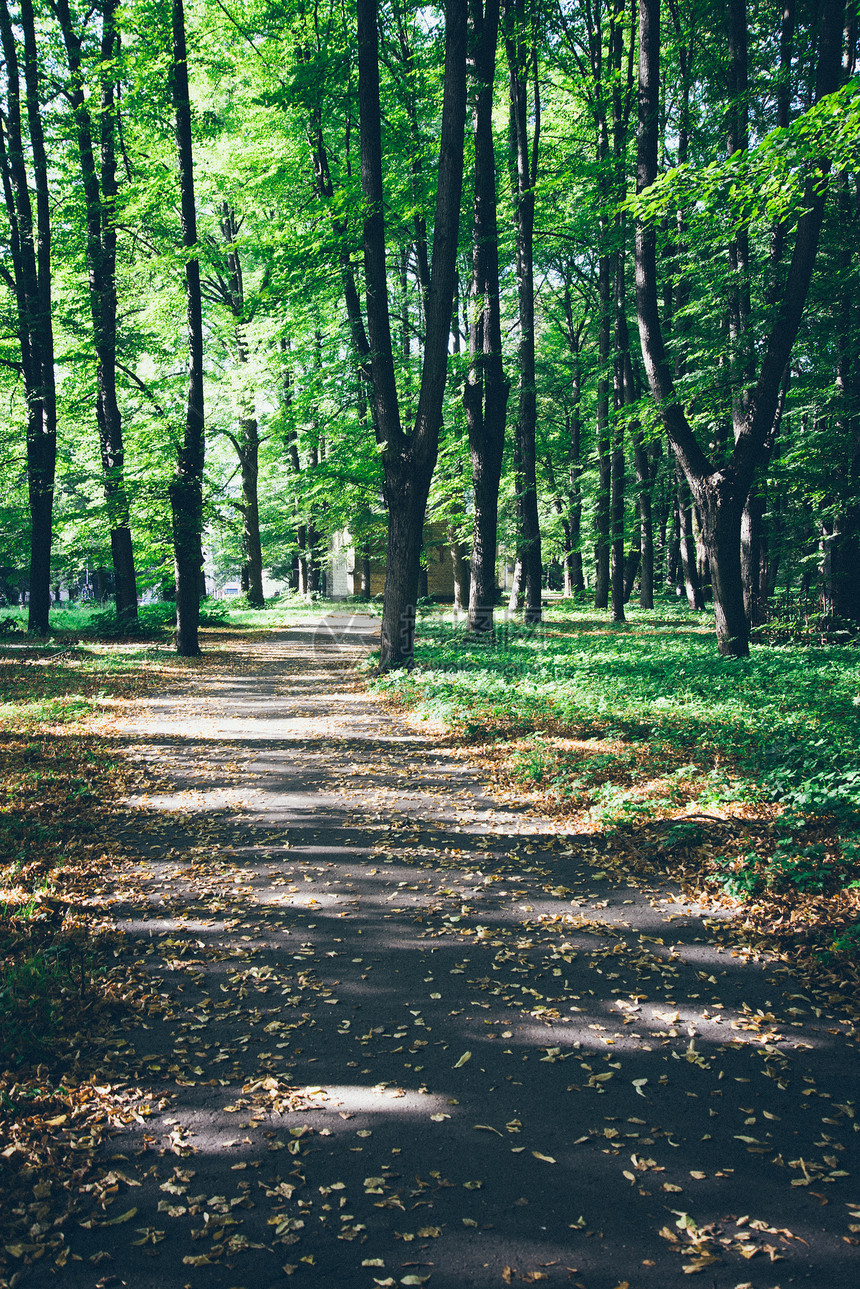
169 0 204 656
448 526 470 611
594 250 612 608
826 17 859 621
239 427 264 606
634 429 654 607
54 0 138 628
465 0 509 635
504 0 542 624
676 465 705 609
623 531 640 602
561 289 586 595
360 547 372 600
507 557 523 611
610 242 630 624
217 204 265 607
0 0 57 636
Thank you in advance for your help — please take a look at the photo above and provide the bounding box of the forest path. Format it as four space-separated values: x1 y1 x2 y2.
30 615 860 1289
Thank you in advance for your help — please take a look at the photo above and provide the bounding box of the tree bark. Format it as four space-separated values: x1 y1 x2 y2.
0 0 57 636
464 0 510 635
53 0 138 629
169 0 205 656
676 465 705 609
633 428 654 608
215 204 264 607
593 249 612 609
448 526 471 611
504 0 542 624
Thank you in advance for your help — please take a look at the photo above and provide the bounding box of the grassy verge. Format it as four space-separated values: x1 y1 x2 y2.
370 601 860 973
0 593 379 642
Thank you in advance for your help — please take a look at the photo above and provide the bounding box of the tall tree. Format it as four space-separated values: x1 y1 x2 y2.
358 0 468 669
464 0 510 635
0 0 57 635
504 0 542 625
169 0 205 655
203 202 266 607
635 0 845 656
53 0 139 628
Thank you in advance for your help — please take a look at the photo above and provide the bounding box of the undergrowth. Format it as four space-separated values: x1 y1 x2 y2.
371 601 860 968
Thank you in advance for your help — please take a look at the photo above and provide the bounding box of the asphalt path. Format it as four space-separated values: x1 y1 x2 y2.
24 615 860 1289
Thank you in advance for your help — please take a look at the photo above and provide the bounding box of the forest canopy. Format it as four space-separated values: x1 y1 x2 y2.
0 0 857 663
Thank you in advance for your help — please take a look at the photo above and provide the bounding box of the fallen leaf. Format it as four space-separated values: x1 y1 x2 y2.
454 1051 472 1068
100 1208 138 1227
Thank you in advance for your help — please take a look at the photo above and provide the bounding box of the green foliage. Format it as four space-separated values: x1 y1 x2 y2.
373 604 860 825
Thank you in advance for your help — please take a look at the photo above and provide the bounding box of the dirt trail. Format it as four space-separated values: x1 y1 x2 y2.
19 616 860 1288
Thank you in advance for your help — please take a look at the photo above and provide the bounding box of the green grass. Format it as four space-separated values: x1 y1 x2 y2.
0 593 379 640
371 601 860 825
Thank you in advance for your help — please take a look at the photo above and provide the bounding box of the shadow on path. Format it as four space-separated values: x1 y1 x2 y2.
19 616 860 1289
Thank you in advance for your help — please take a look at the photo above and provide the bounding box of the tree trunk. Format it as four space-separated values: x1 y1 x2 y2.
448 526 470 612
561 290 586 595
240 426 264 606
54 0 138 629
507 556 523 612
697 479 749 655
361 548 372 600
594 250 612 609
465 0 509 635
504 0 542 625
221 204 266 608
169 0 204 657
358 0 468 669
623 531 640 603
634 429 654 608
610 414 625 622
0 0 57 636
634 0 844 657
676 465 705 610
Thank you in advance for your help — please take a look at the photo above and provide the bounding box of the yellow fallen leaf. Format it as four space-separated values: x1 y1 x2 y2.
362 1259 385 1267
454 1051 472 1068
182 1255 212 1266
682 1255 719 1273
532 1152 556 1164
690 1171 707 1179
